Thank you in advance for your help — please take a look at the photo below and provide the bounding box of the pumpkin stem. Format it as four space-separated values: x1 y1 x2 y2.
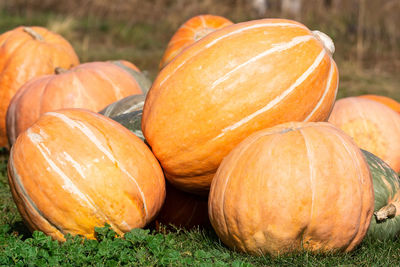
54 67 68 74
23 27 44 41
312 30 335 55
374 203 397 221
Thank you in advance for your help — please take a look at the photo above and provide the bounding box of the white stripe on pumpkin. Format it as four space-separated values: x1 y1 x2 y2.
9 147 65 235
159 21 308 87
45 112 149 219
213 49 326 140
303 62 335 121
27 130 101 212
27 128 129 233
209 35 314 90
199 15 207 28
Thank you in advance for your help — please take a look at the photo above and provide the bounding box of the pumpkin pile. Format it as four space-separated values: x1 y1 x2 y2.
2 13 400 257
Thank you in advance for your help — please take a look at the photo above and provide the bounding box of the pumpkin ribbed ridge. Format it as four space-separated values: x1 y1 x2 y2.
208 122 374 256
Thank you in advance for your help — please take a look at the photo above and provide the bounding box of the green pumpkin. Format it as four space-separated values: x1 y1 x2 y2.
99 94 145 141
109 111 144 141
362 149 400 240
100 94 145 117
110 61 152 95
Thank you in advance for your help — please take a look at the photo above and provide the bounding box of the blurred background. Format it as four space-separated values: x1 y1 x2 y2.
0 0 399 99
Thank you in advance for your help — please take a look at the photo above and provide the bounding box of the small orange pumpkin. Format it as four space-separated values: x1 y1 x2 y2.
143 18 339 194
159 14 233 69
358 94 400 114
8 109 166 241
7 61 144 145
0 26 80 147
328 97 400 173
209 121 374 255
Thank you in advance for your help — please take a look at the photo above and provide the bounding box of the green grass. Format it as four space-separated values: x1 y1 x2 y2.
336 61 400 101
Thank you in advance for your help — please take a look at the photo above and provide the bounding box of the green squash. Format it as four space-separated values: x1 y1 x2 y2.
100 94 145 117
99 94 145 141
362 149 400 240
109 111 144 141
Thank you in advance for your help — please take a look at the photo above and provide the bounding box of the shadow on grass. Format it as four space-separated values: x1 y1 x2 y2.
8 221 32 240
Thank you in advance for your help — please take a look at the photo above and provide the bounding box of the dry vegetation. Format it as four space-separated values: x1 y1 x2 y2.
0 0 399 98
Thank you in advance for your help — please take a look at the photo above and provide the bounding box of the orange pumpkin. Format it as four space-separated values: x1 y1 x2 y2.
7 61 144 145
156 182 209 229
328 97 400 173
209 122 374 255
8 109 166 241
143 18 339 194
159 14 233 69
358 94 400 114
0 26 80 148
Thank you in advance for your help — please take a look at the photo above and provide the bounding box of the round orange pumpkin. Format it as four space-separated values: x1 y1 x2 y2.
208 121 374 256
159 14 233 69
328 97 400 173
156 182 209 229
358 94 400 114
7 61 144 145
143 18 339 194
8 109 166 241
0 26 80 148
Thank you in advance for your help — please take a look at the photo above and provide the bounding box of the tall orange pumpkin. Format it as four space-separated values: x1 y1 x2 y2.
8 109 166 241
209 122 374 256
159 14 233 69
328 97 400 173
143 18 339 194
0 26 80 147
7 61 144 145
358 94 400 114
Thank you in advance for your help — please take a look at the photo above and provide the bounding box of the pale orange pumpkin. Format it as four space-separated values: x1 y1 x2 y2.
8 109 166 241
159 14 233 69
143 18 339 194
209 121 374 256
358 94 400 114
328 97 400 173
0 26 80 148
7 61 144 145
